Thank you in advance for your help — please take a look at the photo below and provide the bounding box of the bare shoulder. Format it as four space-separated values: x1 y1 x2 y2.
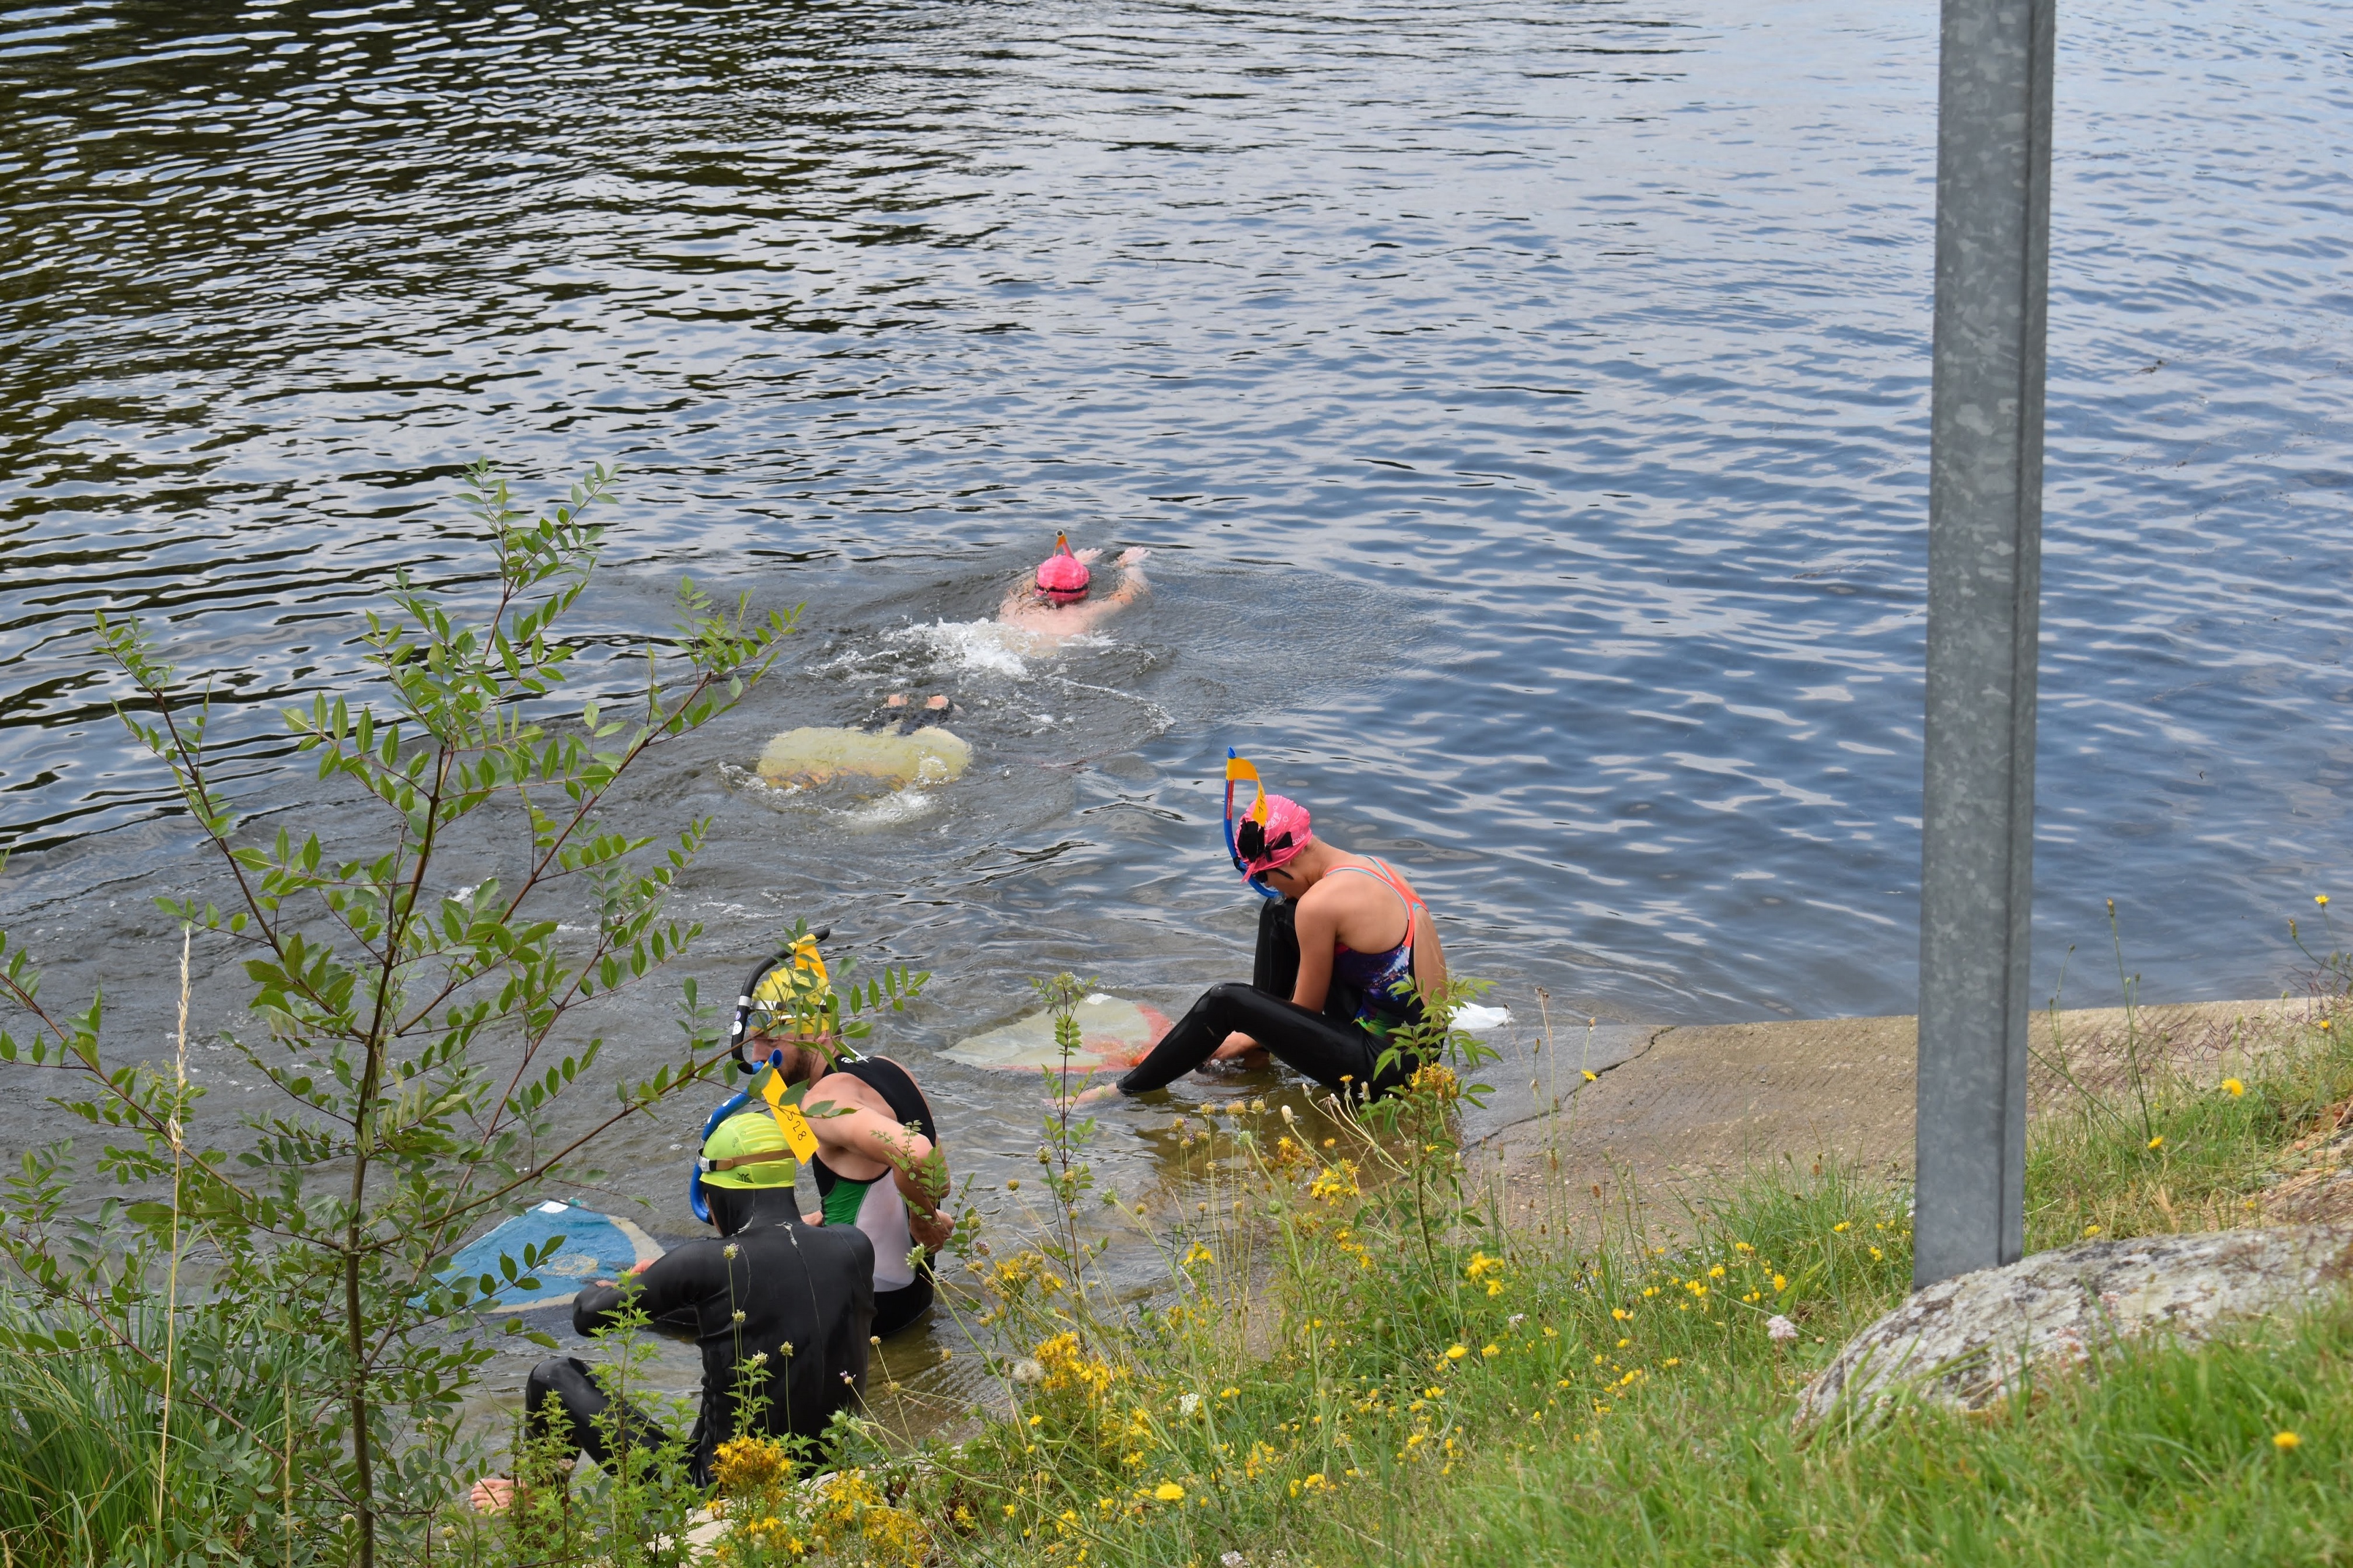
807 1070 888 1117
1305 860 1383 910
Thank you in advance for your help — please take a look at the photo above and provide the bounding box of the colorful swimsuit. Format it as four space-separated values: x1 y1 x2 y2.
1328 858 1426 1025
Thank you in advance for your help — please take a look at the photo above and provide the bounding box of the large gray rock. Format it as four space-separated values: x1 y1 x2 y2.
1796 1227 2353 1426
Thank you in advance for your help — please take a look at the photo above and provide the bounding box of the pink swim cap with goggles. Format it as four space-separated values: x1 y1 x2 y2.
1235 794 1312 880
1035 533 1091 600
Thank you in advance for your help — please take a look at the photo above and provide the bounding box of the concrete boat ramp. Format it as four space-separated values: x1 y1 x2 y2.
1471 998 2322 1225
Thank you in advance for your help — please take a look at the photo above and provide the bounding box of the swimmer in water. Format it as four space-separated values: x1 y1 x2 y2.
868 692 956 731
473 1103 873 1510
997 532 1149 644
730 937 952 1339
1113 756 1448 1099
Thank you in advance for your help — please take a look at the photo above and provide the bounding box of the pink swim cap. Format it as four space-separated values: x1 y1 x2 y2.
1035 533 1091 600
1237 794 1312 880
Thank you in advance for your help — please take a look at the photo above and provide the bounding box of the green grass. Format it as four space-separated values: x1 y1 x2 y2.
0 1297 322 1568
1371 1296 2351 1567
27 997 2336 1567
917 1003 2353 1568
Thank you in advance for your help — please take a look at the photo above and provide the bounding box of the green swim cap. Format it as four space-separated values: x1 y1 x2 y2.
697 1106 800 1190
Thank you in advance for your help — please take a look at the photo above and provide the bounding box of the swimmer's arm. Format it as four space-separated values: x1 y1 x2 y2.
1289 898 1338 1013
575 1252 697 1337
1415 907 1448 998
1105 548 1150 606
807 1098 954 1249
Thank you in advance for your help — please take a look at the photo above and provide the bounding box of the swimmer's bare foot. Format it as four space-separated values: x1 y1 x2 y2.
923 694 948 711
885 693 907 708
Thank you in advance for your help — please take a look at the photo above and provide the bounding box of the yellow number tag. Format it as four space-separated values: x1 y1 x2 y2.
761 1073 820 1164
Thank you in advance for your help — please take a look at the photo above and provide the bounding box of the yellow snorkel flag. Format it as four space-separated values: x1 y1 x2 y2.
1226 753 1269 824
759 1070 820 1164
1224 750 1272 881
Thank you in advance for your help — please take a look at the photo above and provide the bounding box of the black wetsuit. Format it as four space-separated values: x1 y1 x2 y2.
525 1190 873 1486
811 1054 940 1337
1118 898 1425 1098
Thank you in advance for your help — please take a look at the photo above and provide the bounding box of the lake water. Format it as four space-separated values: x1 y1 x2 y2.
1 0 2348 1416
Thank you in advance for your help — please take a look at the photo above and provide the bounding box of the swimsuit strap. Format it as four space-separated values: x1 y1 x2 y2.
1327 859 1426 935
808 1057 937 1197
836 1056 938 1144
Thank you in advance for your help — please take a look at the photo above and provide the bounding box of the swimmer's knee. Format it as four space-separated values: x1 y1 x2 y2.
525 1356 590 1410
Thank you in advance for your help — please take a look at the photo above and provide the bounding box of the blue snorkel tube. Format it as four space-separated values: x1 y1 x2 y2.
1225 748 1283 902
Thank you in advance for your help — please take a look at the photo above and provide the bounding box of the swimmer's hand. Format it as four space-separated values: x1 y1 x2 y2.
909 1204 954 1255
1117 547 1151 567
1210 1031 1261 1061
470 1478 516 1515
1072 546 1104 565
1059 1084 1121 1109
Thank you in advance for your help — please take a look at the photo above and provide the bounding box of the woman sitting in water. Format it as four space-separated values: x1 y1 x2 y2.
729 938 954 1338
1116 773 1447 1099
997 533 1149 643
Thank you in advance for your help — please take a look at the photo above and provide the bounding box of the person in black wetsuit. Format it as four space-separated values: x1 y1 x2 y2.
1115 778 1448 1099
472 1160 874 1506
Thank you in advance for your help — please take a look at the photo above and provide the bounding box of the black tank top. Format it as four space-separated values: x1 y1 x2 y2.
810 1055 938 1196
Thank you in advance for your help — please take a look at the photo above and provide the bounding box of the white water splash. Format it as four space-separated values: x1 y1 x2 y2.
887 618 1038 677
836 785 940 831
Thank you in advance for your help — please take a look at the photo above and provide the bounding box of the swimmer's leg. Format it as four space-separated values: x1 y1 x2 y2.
872 1272 936 1338
1119 983 1406 1096
1253 899 1301 996
525 1357 676 1481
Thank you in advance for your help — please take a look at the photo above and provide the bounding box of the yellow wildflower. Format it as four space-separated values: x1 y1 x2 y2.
711 1434 794 1496
1445 1345 1468 1361
1154 1483 1185 1502
2275 1431 2302 1451
1408 1063 1461 1102
2148 1135 2165 1150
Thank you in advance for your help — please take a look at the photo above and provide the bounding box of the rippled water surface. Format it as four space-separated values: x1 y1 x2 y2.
2 0 2350 1413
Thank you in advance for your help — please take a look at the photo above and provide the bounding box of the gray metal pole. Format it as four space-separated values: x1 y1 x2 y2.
1915 0 2055 1288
